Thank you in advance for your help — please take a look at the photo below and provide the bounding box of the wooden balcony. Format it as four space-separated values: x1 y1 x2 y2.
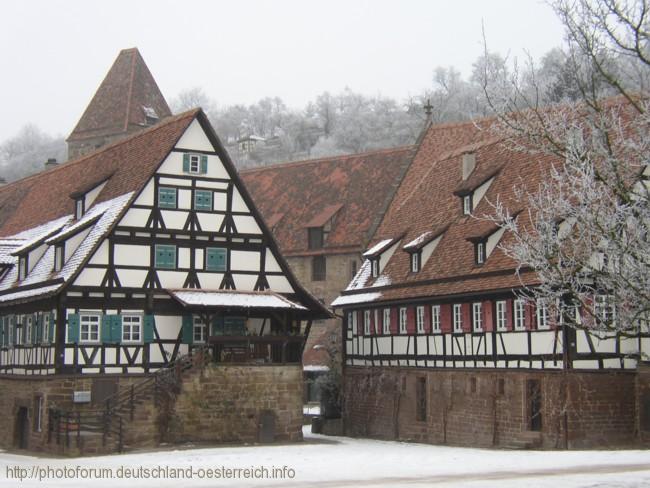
207 335 304 364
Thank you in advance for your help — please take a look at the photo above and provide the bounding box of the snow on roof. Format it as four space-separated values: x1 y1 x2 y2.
0 284 62 303
303 364 330 372
331 292 382 308
10 216 71 255
346 259 372 291
170 289 308 310
403 231 434 251
46 206 106 245
362 238 394 257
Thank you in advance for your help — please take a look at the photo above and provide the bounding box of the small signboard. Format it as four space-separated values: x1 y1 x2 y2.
73 391 91 404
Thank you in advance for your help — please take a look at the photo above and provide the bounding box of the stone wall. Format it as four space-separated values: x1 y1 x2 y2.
169 364 303 444
343 366 644 449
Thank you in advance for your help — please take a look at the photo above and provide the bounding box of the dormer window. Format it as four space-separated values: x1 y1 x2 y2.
410 251 421 272
18 256 27 281
54 244 64 272
371 258 379 278
75 198 84 219
308 227 324 250
476 241 486 265
463 194 472 215
183 153 208 175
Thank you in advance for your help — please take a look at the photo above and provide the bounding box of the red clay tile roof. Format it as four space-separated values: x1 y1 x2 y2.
335 117 559 305
241 146 416 256
0 109 199 237
67 48 171 142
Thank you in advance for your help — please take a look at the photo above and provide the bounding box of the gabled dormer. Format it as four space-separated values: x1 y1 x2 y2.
363 237 400 279
466 224 507 266
403 226 447 273
69 177 109 220
453 153 501 216
305 204 343 250
11 220 68 281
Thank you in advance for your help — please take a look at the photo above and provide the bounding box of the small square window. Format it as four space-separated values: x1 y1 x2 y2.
189 155 200 174
155 244 176 269
122 315 142 343
158 187 177 209
194 190 213 211
206 247 227 272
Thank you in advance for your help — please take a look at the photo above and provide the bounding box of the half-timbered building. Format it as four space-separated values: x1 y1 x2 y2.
0 108 329 455
333 118 650 448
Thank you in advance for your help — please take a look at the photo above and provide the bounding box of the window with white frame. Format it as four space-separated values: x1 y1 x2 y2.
594 294 616 327
453 304 463 332
410 252 420 273
463 195 472 215
189 154 200 173
416 306 425 333
80 314 100 343
472 302 483 332
18 256 27 281
54 245 64 272
513 299 526 330
399 307 407 334
536 299 550 329
25 315 33 344
383 308 390 334
43 314 50 343
364 310 371 335
371 259 379 278
193 316 207 343
496 300 507 331
476 242 485 265
122 315 142 343
431 305 441 332
374 309 380 334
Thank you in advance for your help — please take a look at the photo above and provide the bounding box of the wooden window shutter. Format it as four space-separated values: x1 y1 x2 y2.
200 155 208 174
101 315 113 343
111 315 122 343
182 315 193 344
67 314 80 344
183 153 190 172
35 313 43 343
49 312 56 344
206 247 227 271
143 315 155 343
1 317 5 347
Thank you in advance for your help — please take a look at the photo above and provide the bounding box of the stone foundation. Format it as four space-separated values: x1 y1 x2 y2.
343 366 650 449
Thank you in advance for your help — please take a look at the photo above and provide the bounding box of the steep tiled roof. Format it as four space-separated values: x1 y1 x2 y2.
334 117 557 305
241 146 416 256
0 110 199 237
67 48 172 142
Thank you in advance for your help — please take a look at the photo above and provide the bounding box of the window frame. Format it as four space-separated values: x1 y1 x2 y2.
472 302 483 332
43 313 50 343
462 194 473 215
80 313 101 344
383 308 391 334
25 315 33 344
431 305 441 332
453 304 463 333
496 300 507 331
399 307 408 334
416 306 425 333
193 316 207 343
18 255 27 281
122 314 143 344
363 310 371 335
476 241 486 265
308 227 325 250
311 255 326 281
374 309 380 334
75 198 84 219
513 299 526 330
189 154 201 174
536 299 550 330
371 258 379 278
410 251 421 273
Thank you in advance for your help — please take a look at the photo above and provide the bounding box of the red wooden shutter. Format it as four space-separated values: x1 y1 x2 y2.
462 303 471 333
440 304 452 333
525 301 534 330
505 299 513 331
483 300 494 332
390 308 399 334
424 305 432 334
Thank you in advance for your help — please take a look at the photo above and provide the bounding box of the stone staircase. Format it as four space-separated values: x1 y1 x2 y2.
48 346 210 456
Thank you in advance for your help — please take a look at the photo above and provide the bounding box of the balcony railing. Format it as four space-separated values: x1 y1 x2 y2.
207 335 304 364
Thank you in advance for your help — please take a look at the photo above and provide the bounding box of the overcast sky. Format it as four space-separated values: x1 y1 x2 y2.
0 0 566 143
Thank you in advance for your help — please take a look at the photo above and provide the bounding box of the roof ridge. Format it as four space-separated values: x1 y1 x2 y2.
123 49 137 132
239 145 416 173
0 109 200 192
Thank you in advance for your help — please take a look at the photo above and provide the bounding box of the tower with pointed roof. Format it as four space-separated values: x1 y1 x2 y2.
66 48 172 160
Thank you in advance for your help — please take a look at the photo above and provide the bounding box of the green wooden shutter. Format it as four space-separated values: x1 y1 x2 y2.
21 317 27 344
194 190 213 211
181 315 193 344
143 315 155 343
35 313 43 343
111 315 122 344
49 312 56 344
200 155 208 174
155 245 176 269
206 247 227 271
67 314 80 344
1 317 6 347
101 315 112 343
183 153 190 172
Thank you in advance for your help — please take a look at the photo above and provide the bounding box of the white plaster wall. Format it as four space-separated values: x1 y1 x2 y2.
473 177 494 209
114 244 150 266
85 181 107 209
197 272 223 288
231 187 249 213
115 269 148 287
232 273 257 290
265 249 282 272
234 215 262 234
88 241 109 265
134 180 154 206
178 189 192 209
266 275 294 293
178 247 190 268
119 208 150 227
161 210 186 230
174 119 215 152
156 270 186 288
65 227 92 261
486 227 506 257
74 268 104 287
231 250 260 272
197 213 223 232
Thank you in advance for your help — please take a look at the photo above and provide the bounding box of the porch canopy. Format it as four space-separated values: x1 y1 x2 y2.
167 289 309 315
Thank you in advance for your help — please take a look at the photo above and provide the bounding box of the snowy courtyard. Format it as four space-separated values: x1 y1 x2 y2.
0 427 649 488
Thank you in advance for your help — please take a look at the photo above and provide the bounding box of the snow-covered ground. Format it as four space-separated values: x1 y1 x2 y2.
0 427 649 488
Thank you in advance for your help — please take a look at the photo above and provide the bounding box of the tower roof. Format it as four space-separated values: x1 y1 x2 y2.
67 48 172 143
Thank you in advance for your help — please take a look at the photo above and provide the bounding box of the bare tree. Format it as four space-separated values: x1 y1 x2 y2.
479 0 649 336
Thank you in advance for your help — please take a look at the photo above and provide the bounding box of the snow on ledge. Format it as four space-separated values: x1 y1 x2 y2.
362 238 394 257
169 289 308 310
331 292 382 307
303 364 330 372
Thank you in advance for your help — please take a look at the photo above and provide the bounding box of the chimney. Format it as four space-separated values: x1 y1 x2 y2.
45 158 58 169
462 152 476 180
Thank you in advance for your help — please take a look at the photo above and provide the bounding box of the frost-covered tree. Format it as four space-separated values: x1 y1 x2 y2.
480 0 650 336
0 124 66 182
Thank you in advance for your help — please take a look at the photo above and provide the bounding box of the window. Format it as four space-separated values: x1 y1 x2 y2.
122 315 142 343
80 314 100 343
431 305 441 332
18 256 27 281
536 299 550 330
364 310 371 335
155 244 176 269
383 308 391 334
514 299 526 330
472 302 483 332
416 377 427 421
453 304 463 332
496 300 507 331
594 294 616 327
158 187 177 209
410 252 420 272
54 245 64 272
399 307 407 334
416 306 425 333
374 309 380 334
311 255 326 281
43 314 50 343
348 312 358 335
371 259 379 278
308 228 324 250
206 247 227 271
193 316 207 343
194 190 213 211
476 241 485 265
463 194 472 215
75 198 84 219
350 260 357 279
25 315 33 344
14 318 22 345
33 395 43 433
